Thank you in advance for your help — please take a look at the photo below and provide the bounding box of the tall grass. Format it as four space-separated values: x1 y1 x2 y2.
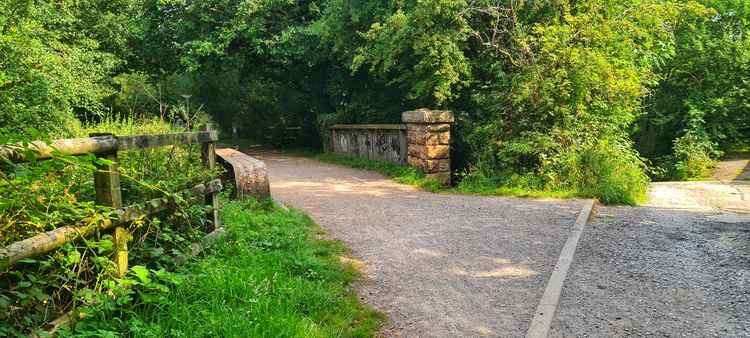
555 141 649 205
69 199 383 337
60 114 180 139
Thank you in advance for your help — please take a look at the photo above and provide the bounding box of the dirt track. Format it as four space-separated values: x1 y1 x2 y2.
246 150 749 337
251 151 587 337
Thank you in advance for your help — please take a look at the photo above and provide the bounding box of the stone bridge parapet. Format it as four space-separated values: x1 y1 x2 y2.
330 109 454 185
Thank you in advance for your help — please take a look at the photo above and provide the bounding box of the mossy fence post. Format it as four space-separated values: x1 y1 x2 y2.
90 132 128 278
201 124 221 231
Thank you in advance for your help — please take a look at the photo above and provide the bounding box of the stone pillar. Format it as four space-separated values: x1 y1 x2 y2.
402 109 454 185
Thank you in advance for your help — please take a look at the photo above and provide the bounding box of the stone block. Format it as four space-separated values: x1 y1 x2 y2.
408 156 449 173
402 109 454 124
406 123 450 132
423 159 450 172
425 124 451 132
216 148 271 200
407 144 449 160
423 145 450 159
408 155 424 169
424 131 450 145
408 144 425 158
407 131 426 145
407 124 426 133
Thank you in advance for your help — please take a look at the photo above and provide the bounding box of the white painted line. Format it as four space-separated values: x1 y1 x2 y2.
526 199 595 338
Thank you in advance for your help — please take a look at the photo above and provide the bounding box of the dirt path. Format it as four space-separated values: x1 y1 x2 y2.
712 157 750 181
250 151 587 337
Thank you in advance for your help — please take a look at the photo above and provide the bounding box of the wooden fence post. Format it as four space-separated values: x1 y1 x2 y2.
90 133 128 278
201 125 221 231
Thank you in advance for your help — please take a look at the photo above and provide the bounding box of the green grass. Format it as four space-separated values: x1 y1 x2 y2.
62 114 180 138
72 199 382 337
452 179 578 199
315 153 577 200
316 152 650 205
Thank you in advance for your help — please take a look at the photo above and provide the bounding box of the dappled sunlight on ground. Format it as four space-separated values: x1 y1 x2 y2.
411 248 446 257
712 157 750 181
412 248 538 279
449 265 538 279
273 178 417 198
257 150 585 337
647 181 749 214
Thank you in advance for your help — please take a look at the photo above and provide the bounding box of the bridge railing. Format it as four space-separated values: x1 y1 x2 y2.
329 109 455 185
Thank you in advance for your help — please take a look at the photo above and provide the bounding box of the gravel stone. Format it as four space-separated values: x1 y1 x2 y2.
550 205 750 337
254 151 586 337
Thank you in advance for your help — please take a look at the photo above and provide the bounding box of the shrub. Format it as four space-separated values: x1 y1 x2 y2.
671 132 720 181
0 117 215 335
555 140 649 205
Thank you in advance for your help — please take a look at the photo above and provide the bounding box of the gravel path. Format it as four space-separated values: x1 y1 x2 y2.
712 157 750 181
551 182 750 337
250 151 586 337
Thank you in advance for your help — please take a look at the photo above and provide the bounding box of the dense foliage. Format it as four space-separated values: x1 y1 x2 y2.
2 0 748 191
0 118 215 335
0 0 748 334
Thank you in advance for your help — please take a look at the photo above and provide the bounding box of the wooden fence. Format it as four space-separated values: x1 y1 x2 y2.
0 127 222 275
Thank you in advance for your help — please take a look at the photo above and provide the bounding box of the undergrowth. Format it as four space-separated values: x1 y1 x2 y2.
65 199 383 337
317 146 648 205
0 116 217 336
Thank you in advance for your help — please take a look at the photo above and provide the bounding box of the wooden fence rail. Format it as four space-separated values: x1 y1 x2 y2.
0 127 222 277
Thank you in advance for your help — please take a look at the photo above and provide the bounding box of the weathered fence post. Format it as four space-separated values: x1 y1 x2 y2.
90 133 128 277
201 125 221 231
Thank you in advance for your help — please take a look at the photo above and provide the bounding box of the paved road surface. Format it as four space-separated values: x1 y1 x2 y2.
251 151 586 337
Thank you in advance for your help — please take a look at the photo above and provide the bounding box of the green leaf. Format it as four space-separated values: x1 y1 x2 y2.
130 265 151 284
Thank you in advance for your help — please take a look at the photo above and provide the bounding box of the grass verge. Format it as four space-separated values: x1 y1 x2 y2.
68 199 382 337
315 153 578 200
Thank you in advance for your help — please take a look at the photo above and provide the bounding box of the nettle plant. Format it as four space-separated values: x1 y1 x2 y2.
0 131 215 336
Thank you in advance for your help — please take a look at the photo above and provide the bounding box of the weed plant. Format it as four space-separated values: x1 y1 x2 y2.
64 199 383 337
0 116 216 335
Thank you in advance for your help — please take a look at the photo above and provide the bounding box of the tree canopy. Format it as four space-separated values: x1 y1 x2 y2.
2 0 748 183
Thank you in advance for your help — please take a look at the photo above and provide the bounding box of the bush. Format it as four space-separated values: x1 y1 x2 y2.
555 140 649 205
671 132 719 181
0 117 215 335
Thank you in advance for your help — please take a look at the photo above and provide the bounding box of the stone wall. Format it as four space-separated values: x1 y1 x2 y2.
402 109 454 185
215 148 271 200
330 124 408 164
329 109 454 185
